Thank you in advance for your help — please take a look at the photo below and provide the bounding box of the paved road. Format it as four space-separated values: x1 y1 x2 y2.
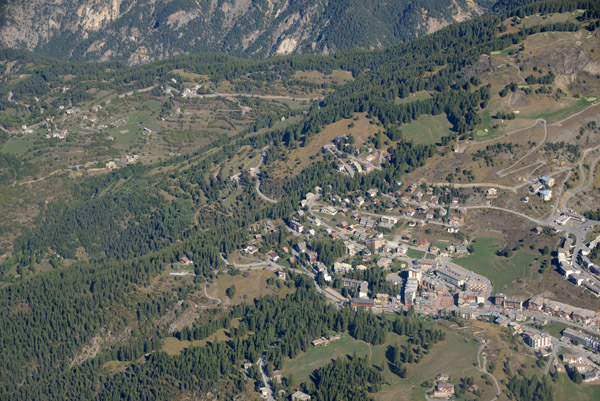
324 145 355 178
258 355 275 401
254 145 277 204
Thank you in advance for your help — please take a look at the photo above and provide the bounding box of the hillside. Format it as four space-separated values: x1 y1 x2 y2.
1 1 600 400
0 0 493 63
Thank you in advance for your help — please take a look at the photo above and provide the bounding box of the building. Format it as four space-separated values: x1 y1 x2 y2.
380 215 398 225
493 293 506 306
503 297 524 310
291 390 311 401
179 256 194 266
276 270 286 280
403 278 418 305
350 298 375 309
540 176 555 187
562 354 584 364
539 189 552 201
432 383 455 399
524 332 552 350
486 188 498 198
289 220 304 233
563 328 600 351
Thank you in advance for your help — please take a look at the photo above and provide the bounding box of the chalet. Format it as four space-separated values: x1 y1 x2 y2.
455 246 468 256
179 257 194 266
406 184 417 194
414 238 430 247
377 257 392 269
405 208 416 217
355 196 365 206
367 238 386 251
337 221 349 229
486 188 498 198
433 383 455 399
244 246 258 254
294 242 307 253
367 188 378 197
527 295 544 311
414 191 424 201
305 251 318 264
268 251 280 262
264 220 277 232
321 206 338 215
380 215 398 225
430 196 439 205
333 262 353 274
276 270 286 280
291 390 311 401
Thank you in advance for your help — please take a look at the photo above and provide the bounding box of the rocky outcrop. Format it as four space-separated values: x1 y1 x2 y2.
0 0 491 63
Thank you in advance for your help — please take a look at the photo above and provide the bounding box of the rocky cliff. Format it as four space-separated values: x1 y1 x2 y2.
0 0 493 63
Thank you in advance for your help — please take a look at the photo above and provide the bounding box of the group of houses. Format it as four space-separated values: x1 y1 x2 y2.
530 176 555 201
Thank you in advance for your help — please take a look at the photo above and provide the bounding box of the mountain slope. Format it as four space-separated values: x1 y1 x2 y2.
0 0 493 63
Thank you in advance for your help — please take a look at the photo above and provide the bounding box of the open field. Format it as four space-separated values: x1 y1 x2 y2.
554 372 600 401
454 236 538 294
206 269 293 306
400 113 452 145
374 325 484 401
2 137 32 155
271 112 379 177
280 334 369 383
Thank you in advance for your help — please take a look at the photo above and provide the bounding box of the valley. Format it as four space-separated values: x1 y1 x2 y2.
1 2 600 401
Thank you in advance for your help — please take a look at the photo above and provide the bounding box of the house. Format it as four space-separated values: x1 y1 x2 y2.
432 383 455 399
377 257 392 269
539 189 552 201
436 373 450 382
530 182 544 193
367 188 378 197
321 206 338 215
305 251 318 263
333 262 353 274
294 242 307 253
355 196 365 206
244 246 258 255
486 188 498 198
405 208 416 217
367 238 386 251
493 293 505 306
359 281 369 298
455 246 468 256
291 390 311 401
268 251 280 262
380 215 398 225
179 257 194 266
277 270 286 280
540 176 555 187
414 238 430 247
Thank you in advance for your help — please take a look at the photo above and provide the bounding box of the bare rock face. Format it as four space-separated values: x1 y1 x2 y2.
523 44 591 76
0 0 491 63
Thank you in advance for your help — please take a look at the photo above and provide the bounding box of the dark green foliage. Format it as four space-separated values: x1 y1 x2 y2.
310 355 383 401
